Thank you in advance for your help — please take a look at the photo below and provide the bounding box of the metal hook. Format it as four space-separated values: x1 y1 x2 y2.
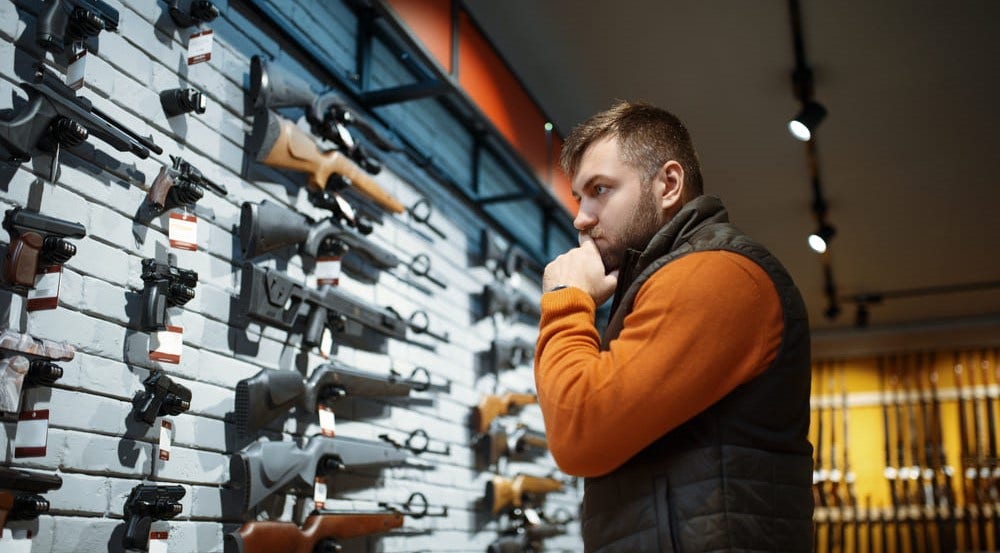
408 310 450 343
407 198 447 239
380 429 451 456
408 253 447 289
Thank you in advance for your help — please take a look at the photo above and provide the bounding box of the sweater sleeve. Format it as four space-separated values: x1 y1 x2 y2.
533 250 783 477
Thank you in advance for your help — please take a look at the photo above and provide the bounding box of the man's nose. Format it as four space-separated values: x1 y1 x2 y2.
574 207 597 231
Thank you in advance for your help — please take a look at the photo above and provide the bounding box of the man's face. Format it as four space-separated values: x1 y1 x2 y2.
571 136 664 271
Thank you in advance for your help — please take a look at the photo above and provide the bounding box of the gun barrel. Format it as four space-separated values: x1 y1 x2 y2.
5 208 87 239
0 467 63 493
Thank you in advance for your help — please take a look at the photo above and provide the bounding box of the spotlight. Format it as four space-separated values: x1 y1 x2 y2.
788 101 827 141
808 223 836 254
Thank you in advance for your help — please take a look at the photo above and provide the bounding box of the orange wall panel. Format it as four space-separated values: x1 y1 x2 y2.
385 0 453 73
457 11 549 188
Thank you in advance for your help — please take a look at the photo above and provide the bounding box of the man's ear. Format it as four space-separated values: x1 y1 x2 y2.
657 160 685 211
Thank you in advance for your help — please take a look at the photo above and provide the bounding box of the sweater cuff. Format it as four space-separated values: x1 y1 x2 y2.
540 286 595 316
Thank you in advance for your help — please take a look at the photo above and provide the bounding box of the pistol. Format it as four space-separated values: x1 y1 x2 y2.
2 208 86 291
36 0 119 54
140 256 198 331
167 0 219 29
122 484 185 552
133 371 192 424
0 466 62 531
148 155 228 212
0 329 74 414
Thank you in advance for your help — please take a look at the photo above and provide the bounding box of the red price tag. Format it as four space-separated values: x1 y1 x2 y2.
187 29 213 65
14 409 49 457
149 326 183 364
168 212 198 251
27 266 62 311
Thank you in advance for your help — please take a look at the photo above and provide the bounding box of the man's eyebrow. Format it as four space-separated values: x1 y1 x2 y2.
574 174 609 197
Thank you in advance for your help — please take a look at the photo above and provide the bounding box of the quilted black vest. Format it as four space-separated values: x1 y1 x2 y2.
581 196 814 552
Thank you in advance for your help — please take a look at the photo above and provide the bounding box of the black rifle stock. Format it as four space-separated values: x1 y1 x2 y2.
122 484 185 552
0 65 161 181
239 199 396 269
491 337 535 373
235 362 446 436
140 256 197 331
239 263 407 348
167 0 219 28
148 155 227 212
224 509 404 553
134 371 191 424
230 434 408 512
480 282 540 321
0 466 62 530
2 207 86 291
36 0 119 54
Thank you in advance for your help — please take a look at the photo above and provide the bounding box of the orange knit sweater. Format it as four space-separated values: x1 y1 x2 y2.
534 250 784 477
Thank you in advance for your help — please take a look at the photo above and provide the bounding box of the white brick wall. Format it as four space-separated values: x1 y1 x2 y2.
0 1 581 552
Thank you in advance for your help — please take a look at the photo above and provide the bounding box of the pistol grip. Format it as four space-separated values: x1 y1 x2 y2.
141 282 168 331
303 304 328 347
148 166 173 211
122 513 153 550
4 233 44 288
36 0 68 54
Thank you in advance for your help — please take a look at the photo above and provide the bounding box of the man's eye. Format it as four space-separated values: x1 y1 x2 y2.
595 185 609 195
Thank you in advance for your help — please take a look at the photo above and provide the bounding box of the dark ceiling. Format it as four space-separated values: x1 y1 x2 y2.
461 0 1000 355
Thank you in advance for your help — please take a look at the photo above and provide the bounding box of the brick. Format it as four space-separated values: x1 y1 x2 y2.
153 445 228 485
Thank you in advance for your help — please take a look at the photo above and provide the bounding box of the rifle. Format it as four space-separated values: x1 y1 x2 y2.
891 356 911 552
901 356 927 551
879 357 899 553
491 337 535 373
475 421 548 469
239 263 407 349
148 155 228 212
166 0 219 29
250 108 404 214
230 434 409 512
978 349 1000 551
826 365 841 553
140 255 197 331
0 329 74 413
488 509 568 553
36 0 118 54
239 199 395 269
968 349 992 550
224 509 404 553
839 362 857 552
2 207 86 291
249 55 400 176
955 352 979 550
479 282 541 321
484 474 563 515
234 362 449 437
133 371 191 425
0 65 161 181
0 466 62 530
928 352 958 553
122 484 185 552
471 392 538 435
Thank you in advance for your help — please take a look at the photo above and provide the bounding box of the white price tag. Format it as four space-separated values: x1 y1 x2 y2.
187 29 214 65
319 328 334 359
14 409 49 457
319 405 336 437
27 266 61 311
66 47 87 90
0 528 33 553
148 529 169 553
313 477 327 509
150 326 183 364
158 419 173 461
316 256 341 286
168 213 198 251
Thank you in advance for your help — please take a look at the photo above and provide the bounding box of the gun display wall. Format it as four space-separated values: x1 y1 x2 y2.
811 349 1000 553
0 0 580 551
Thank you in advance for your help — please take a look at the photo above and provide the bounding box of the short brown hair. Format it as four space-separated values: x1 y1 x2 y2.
560 101 703 198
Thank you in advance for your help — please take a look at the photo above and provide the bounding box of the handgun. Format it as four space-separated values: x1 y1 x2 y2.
2 207 86 291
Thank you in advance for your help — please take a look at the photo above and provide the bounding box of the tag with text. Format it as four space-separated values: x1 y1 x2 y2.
14 409 49 457
158 419 173 461
148 529 169 553
27 266 61 311
168 212 198 251
313 477 327 509
319 405 336 437
316 257 341 287
187 29 214 65
150 326 183 364
66 47 87 90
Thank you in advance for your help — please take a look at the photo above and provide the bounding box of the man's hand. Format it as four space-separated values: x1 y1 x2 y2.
542 235 618 306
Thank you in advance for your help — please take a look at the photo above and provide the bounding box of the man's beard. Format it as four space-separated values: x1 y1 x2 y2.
590 186 663 272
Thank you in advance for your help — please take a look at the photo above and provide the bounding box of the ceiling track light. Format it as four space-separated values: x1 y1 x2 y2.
789 100 827 142
807 222 836 254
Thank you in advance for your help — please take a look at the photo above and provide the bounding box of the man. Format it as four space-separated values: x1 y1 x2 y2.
535 101 813 552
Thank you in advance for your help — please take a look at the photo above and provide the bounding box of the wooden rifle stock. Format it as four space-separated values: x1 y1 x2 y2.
472 392 537 434
487 474 563 514
228 511 403 553
257 111 405 214
0 491 11 530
